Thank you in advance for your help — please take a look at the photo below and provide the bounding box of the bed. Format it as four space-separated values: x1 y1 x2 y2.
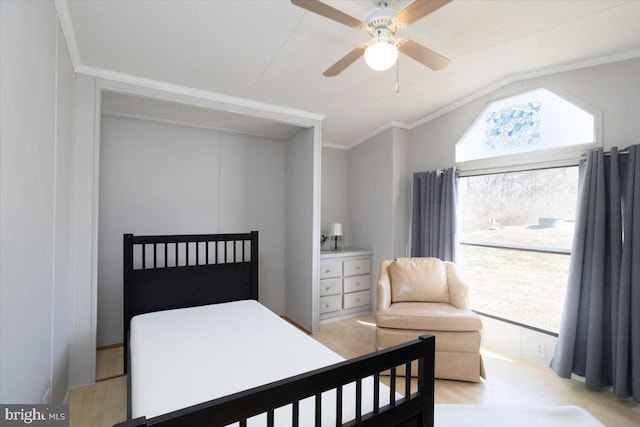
114 231 436 427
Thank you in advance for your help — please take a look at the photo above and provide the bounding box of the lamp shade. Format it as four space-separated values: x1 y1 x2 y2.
328 223 343 237
364 41 398 71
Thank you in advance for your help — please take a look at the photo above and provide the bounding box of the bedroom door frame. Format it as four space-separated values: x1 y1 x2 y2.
69 74 324 387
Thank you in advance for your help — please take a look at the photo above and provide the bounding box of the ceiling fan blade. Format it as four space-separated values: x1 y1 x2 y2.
398 39 449 70
291 0 363 28
396 0 452 25
323 45 366 77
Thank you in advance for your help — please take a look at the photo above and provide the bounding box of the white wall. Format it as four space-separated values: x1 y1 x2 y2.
219 132 286 314
68 74 99 388
0 0 75 404
321 147 349 249
285 127 318 332
98 115 286 346
51 16 76 405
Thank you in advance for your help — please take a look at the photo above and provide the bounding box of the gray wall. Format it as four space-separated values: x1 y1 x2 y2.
0 1 75 404
348 129 394 275
321 147 349 249
98 115 286 346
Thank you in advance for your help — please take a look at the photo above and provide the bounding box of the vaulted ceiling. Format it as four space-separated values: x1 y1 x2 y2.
65 0 640 145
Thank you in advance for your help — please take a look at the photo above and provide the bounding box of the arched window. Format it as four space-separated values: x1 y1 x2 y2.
456 86 600 170
455 86 600 335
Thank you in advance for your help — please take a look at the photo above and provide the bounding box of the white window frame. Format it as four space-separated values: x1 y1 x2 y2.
454 82 597 334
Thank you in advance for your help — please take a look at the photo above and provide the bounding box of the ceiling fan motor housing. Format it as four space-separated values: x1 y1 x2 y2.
364 6 398 38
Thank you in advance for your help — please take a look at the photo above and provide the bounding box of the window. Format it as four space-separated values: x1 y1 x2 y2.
454 86 597 333
457 167 578 332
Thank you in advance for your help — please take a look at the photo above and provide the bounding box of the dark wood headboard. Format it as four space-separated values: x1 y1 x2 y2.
122 231 258 373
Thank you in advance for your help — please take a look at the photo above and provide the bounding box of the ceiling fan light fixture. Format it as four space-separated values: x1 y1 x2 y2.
364 41 398 71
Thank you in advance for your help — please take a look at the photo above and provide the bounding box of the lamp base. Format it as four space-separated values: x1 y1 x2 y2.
332 236 340 251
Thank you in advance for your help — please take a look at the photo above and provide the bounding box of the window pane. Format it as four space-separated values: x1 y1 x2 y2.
459 245 569 332
457 166 579 331
458 167 579 250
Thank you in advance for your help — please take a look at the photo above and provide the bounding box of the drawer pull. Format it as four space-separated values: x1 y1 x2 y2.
325 269 330 273
325 286 330 291
325 304 330 308
356 298 361 303
356 281 360 286
356 266 361 270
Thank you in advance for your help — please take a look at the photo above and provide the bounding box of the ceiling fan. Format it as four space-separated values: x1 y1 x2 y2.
291 0 451 77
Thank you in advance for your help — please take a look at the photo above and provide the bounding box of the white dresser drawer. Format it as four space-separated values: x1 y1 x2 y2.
343 290 370 309
343 259 370 277
320 261 342 279
319 294 342 314
319 278 342 296
343 275 370 294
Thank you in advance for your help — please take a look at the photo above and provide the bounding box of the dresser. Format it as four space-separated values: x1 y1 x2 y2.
319 249 373 320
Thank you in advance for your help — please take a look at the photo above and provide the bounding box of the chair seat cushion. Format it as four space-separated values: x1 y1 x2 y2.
376 302 482 332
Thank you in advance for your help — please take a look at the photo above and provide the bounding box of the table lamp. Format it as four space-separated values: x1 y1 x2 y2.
329 223 343 251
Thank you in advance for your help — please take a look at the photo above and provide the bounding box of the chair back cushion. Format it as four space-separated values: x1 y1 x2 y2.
388 258 449 303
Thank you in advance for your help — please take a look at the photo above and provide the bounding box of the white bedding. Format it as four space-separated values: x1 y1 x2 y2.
130 299 394 425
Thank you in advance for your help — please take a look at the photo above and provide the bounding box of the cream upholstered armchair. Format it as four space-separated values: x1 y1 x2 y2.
376 257 486 382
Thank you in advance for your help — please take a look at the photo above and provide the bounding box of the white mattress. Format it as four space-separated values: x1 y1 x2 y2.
130 300 395 425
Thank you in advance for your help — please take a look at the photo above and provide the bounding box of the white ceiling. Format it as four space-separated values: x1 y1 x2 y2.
65 0 640 145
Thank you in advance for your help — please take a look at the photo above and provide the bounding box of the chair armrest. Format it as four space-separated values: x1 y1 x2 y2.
444 261 470 310
376 259 394 310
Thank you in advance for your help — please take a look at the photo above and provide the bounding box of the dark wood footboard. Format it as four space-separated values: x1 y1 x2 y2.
115 334 435 427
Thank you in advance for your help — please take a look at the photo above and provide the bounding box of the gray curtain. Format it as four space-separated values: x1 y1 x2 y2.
411 167 457 261
551 145 639 403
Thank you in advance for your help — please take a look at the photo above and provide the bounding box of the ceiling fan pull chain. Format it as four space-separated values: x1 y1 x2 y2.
395 56 400 93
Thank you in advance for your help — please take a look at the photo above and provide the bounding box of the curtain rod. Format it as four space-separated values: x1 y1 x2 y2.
580 148 631 161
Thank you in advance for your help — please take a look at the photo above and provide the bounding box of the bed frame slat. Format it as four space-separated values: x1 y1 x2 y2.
390 367 397 407
373 373 380 414
355 378 362 421
292 400 299 427
336 385 343 426
405 362 411 398
315 393 322 427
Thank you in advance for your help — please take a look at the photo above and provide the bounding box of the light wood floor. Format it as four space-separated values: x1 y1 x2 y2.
68 314 640 427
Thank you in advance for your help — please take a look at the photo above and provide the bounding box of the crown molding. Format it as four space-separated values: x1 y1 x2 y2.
79 65 324 128
347 120 411 149
322 142 350 150
53 0 81 70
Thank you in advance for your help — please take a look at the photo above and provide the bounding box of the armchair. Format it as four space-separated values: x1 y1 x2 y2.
376 257 485 382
